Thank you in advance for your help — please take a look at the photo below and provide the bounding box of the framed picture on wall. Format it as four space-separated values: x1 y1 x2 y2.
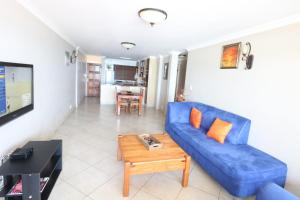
220 42 241 69
163 63 169 80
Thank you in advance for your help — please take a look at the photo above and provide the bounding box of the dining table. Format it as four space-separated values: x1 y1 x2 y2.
116 92 143 116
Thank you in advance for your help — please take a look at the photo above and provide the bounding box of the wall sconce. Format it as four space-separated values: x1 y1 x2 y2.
70 47 80 64
70 50 77 64
242 42 254 70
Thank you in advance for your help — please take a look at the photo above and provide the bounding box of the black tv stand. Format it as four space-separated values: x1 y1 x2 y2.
0 140 62 200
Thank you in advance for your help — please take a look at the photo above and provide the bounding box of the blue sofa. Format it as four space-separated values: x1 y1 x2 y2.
165 102 287 198
256 183 300 200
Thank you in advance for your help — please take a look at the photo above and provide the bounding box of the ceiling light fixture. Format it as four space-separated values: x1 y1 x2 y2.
138 8 167 26
121 42 136 50
119 57 132 60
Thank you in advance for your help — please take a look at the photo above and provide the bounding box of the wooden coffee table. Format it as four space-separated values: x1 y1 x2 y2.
117 133 191 197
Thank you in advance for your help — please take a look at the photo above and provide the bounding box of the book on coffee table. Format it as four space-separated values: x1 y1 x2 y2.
137 134 163 150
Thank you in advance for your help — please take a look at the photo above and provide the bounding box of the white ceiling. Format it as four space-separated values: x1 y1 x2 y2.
18 0 300 60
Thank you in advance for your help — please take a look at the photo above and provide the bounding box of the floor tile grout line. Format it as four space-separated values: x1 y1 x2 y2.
72 151 112 167
133 174 164 200
188 184 221 198
174 187 183 200
60 155 94 181
188 164 223 198
86 172 121 200
59 178 89 198
218 187 222 200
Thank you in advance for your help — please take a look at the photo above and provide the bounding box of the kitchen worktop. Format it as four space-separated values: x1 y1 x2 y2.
113 80 145 87
101 84 146 105
112 83 146 87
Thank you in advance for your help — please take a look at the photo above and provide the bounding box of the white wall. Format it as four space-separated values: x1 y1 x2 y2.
167 52 180 103
155 56 163 110
146 57 158 107
0 1 77 154
75 53 86 107
157 56 170 112
86 55 103 64
185 23 300 195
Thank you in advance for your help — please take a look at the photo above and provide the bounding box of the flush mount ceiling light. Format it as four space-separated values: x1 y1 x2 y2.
119 57 132 60
121 42 136 50
138 8 167 26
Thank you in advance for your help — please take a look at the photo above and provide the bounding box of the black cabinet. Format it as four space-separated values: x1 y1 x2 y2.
0 140 62 200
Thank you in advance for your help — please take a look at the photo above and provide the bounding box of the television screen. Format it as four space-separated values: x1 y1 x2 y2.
0 62 33 126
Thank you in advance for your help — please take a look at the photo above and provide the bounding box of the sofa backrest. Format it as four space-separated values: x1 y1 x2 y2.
166 102 251 145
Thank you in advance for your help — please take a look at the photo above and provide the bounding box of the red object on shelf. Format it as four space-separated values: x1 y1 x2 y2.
7 177 49 196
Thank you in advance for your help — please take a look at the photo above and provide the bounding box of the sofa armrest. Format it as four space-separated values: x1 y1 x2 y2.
256 183 300 200
165 102 192 125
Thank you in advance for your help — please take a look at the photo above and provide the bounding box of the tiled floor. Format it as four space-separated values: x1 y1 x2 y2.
47 97 255 200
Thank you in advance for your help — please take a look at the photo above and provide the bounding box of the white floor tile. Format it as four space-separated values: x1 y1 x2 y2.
177 186 218 200
218 188 256 200
74 146 110 165
48 181 85 200
160 170 183 183
83 197 94 200
117 173 153 190
93 155 123 177
60 156 90 180
189 165 221 196
66 166 111 195
64 140 91 157
141 174 182 200
131 190 160 200
89 174 139 200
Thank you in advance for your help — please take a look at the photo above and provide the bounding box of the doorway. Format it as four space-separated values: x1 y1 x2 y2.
87 64 101 97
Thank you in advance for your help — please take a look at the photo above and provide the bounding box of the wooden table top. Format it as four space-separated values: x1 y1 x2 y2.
118 91 140 95
118 133 187 163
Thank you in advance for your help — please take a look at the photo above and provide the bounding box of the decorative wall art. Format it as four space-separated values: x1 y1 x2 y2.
220 42 241 69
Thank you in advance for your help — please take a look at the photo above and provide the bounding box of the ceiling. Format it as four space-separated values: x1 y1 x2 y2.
18 0 300 60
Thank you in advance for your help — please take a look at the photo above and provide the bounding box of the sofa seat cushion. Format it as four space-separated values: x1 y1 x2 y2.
170 123 287 182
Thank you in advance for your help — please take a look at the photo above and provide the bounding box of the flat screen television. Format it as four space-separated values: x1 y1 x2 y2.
0 62 34 126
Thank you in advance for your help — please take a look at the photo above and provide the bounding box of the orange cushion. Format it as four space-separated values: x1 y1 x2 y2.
190 108 202 128
207 118 232 144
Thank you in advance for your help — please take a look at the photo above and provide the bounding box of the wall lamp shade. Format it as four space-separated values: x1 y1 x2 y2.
121 42 136 50
138 8 167 26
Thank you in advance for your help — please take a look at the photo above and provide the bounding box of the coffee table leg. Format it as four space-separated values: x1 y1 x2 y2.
182 155 191 187
117 146 121 161
117 135 122 161
123 162 130 197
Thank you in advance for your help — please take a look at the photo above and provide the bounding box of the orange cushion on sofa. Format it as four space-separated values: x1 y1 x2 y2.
207 118 232 144
190 108 202 128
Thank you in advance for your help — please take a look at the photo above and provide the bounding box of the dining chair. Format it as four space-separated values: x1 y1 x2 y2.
129 88 144 113
115 86 129 113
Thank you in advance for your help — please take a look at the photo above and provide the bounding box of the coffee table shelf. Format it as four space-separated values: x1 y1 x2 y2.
0 140 62 200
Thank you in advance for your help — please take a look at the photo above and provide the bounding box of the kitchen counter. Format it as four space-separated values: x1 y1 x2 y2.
113 80 145 87
113 83 146 87
101 84 146 105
